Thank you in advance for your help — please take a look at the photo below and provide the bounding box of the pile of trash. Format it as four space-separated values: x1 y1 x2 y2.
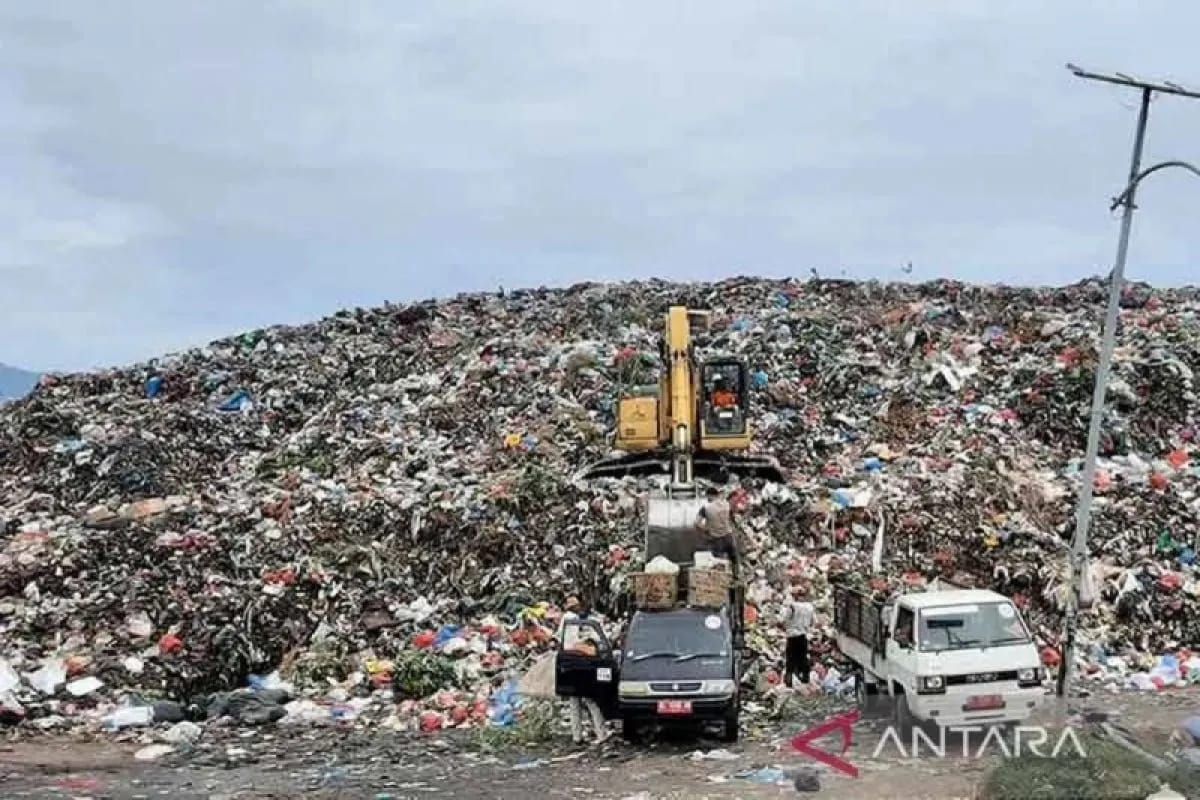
4 276 1200 729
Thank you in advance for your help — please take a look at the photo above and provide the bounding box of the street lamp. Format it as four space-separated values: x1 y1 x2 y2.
1057 65 1200 701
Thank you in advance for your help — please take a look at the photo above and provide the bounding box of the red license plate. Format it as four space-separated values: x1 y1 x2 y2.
964 694 1005 711
657 700 693 715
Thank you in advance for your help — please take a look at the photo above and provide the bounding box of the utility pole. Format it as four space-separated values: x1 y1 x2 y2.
1057 65 1200 701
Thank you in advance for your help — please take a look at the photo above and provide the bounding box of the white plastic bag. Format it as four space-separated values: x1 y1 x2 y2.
645 555 680 575
516 651 557 699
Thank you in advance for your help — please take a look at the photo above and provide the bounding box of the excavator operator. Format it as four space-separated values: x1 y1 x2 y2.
710 375 738 410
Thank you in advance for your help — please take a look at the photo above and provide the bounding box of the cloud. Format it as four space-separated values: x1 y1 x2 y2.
2 1 1200 370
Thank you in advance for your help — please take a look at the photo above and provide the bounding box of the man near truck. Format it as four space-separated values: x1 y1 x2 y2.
783 584 814 688
557 596 610 744
696 488 741 577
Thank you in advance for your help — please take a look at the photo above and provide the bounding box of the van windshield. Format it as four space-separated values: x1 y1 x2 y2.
917 603 1030 652
627 610 730 661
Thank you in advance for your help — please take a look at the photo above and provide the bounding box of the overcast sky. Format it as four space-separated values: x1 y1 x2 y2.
3 2 1200 371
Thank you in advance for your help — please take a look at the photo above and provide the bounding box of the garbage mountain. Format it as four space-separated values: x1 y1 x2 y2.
3 277 1200 717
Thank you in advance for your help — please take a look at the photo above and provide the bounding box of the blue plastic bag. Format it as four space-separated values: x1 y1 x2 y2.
433 625 463 650
217 389 253 413
145 376 164 399
488 680 522 728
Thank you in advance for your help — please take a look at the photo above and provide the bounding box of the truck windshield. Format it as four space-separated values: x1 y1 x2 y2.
917 603 1030 652
627 611 730 661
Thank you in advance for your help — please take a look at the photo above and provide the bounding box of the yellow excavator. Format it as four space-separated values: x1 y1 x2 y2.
583 305 784 488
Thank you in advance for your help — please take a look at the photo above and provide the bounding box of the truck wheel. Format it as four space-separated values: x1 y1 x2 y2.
720 705 740 743
622 719 642 743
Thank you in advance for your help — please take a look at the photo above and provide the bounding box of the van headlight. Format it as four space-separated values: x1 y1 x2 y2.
1018 668 1043 687
701 680 736 696
918 675 946 694
618 681 649 697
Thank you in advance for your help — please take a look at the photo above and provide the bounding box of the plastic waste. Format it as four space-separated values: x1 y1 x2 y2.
25 659 67 695
688 749 740 762
134 744 174 761
488 680 521 727
0 660 20 695
735 766 786 785
103 705 155 730
645 555 681 575
65 676 104 696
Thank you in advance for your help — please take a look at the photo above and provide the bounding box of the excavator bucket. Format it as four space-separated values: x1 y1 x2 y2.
645 492 708 562
580 450 784 483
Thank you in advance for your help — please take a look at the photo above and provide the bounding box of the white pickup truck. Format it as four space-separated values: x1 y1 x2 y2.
834 585 1046 730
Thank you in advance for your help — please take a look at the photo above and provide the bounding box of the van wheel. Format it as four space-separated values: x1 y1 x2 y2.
622 719 642 743
720 705 740 743
855 674 879 714
893 689 914 736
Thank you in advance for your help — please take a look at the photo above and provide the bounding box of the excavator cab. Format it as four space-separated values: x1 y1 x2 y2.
699 360 749 443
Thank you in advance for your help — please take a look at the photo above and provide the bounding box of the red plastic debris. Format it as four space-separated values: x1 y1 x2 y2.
1168 449 1190 469
419 711 444 732
263 568 297 586
743 604 760 625
605 546 630 568
158 634 184 656
1150 472 1170 491
729 488 751 513
1041 647 1062 668
450 704 470 725
413 630 436 649
1159 572 1184 592
1094 470 1113 492
613 346 637 365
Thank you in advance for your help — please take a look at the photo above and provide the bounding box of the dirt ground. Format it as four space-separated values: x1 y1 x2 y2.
2 689 1197 799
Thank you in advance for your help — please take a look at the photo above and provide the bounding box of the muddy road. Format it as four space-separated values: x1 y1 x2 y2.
2 690 1196 799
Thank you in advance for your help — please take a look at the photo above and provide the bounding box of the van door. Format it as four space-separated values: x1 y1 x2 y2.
555 618 619 718
885 603 918 695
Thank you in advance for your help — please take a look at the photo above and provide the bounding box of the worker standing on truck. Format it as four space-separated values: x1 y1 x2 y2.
557 596 610 744
783 584 815 689
696 488 741 576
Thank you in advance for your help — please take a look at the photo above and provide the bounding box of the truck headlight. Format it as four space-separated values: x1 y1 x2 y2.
701 680 736 696
919 675 946 694
1018 668 1043 686
618 681 649 697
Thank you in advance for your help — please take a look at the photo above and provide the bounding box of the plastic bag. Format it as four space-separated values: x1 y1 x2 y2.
516 651 557 699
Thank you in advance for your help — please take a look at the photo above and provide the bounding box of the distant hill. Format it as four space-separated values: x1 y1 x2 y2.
0 363 39 400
